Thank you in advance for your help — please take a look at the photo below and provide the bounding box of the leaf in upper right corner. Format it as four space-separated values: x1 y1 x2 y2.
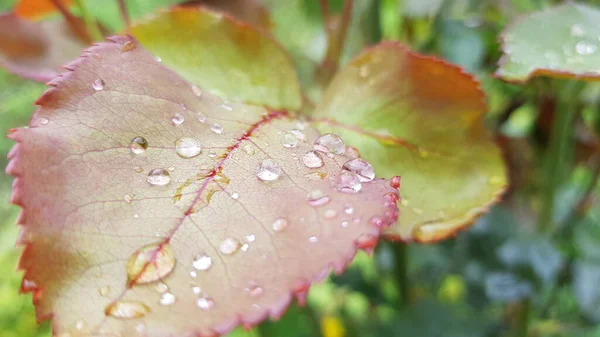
496 2 600 83
313 42 508 242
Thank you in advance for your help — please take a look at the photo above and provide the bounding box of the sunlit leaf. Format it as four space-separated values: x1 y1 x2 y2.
313 42 507 242
180 0 271 29
6 36 399 336
130 7 302 110
496 2 600 83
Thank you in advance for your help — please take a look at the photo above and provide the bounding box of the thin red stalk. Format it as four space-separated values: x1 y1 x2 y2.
117 0 130 31
319 0 354 84
48 0 92 43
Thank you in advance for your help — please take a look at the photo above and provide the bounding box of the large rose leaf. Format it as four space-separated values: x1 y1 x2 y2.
130 7 302 111
6 35 398 336
313 42 507 242
0 13 87 82
179 0 271 29
496 2 600 83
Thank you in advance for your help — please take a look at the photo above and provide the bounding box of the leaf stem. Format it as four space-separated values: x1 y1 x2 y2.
73 0 103 41
393 243 410 307
48 0 92 43
117 0 130 32
513 299 531 337
380 0 403 40
317 0 354 85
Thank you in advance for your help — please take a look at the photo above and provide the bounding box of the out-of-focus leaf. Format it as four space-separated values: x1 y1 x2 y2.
573 261 600 322
496 3 600 83
0 13 86 82
131 7 302 110
179 0 271 29
485 272 532 302
497 237 563 284
405 0 445 18
14 0 73 19
437 19 485 72
313 42 507 242
6 35 399 336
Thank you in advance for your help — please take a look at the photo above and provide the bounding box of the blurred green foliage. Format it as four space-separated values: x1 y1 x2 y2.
1 0 599 337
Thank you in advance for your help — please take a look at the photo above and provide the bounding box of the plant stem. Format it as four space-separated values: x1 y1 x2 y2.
73 0 103 41
380 0 403 40
117 0 130 32
393 243 410 307
317 0 354 85
514 299 531 337
48 0 92 43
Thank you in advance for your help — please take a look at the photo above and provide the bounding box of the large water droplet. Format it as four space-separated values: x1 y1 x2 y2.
343 158 375 182
256 159 282 181
314 133 345 155
127 242 175 284
171 113 185 126
130 136 148 155
302 150 324 168
272 218 289 232
175 137 202 158
281 132 298 148
147 168 171 186
220 237 241 255
196 297 215 310
337 171 362 193
105 300 150 319
191 85 202 97
211 123 224 134
159 292 176 306
192 254 212 271
92 79 105 91
307 190 330 207
575 41 597 55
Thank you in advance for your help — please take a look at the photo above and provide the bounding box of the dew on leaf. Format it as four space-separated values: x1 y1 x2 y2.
337 171 362 193
272 218 289 232
127 242 175 285
309 236 318 243
369 216 384 227
192 254 212 271
302 151 324 168
147 168 171 186
190 271 197 278
575 41 597 55
191 85 202 97
281 132 298 148
196 297 215 310
231 192 239 199
124 194 133 203
343 158 375 182
245 234 256 242
159 292 176 306
241 243 250 252
155 282 168 293
307 190 330 207
289 129 307 142
242 143 256 155
192 286 202 295
171 112 185 126
211 122 224 134
74 319 86 331
220 237 241 255
105 300 151 319
175 137 202 158
341 221 349 228
39 117 49 125
197 112 207 123
129 136 148 155
247 285 264 297
256 159 282 181
98 285 111 297
344 206 354 215
314 133 345 155
208 150 217 158
92 78 105 91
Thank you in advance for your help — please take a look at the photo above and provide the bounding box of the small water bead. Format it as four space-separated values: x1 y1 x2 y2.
289 129 307 142
171 112 185 126
175 137 202 158
196 112 207 123
92 78 105 91
211 123 224 134
74 319 86 331
124 194 133 203
190 271 198 278
231 192 240 199
134 166 144 173
191 85 203 97
256 159 282 181
192 286 202 295
282 132 299 148
343 158 375 182
314 133 345 155
208 150 217 158
192 254 212 271
309 236 318 243
126 242 175 284
135 323 147 334
324 209 338 219
369 216 385 227
98 286 111 297
147 168 171 186
129 136 148 155
155 283 169 293
272 218 289 232
159 292 176 306
245 234 256 243
341 221 349 228
105 300 150 319
39 117 49 125
196 297 215 310
302 151 324 168
337 171 362 193
247 285 264 297
220 237 241 255
575 41 597 55
344 206 354 215
242 144 256 155
241 243 250 252
155 55 162 62
307 190 330 207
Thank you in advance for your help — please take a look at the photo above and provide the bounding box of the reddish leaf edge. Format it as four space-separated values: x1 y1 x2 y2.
316 41 509 243
5 35 399 337
494 3 600 84
130 6 305 112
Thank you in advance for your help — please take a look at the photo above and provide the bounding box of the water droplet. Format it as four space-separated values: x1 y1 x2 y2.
302 151 324 168
289 129 307 142
92 79 105 91
39 117 49 125
575 41 597 55
272 218 289 232
369 216 385 227
211 123 224 134
314 133 345 155
196 297 214 310
337 171 362 193
192 254 212 271
159 292 176 306
282 132 298 148
105 300 150 319
220 237 241 255
155 282 168 293
245 234 256 243
133 213 140 218
309 236 318 243
135 323 147 334
232 192 239 199
242 144 256 155
324 209 338 219
208 150 217 158
341 221 349 228
241 243 250 252
256 159 282 181
74 319 86 331
191 85 202 97
130 136 148 155
124 194 133 203
134 166 144 173
307 190 330 207
571 24 585 37
147 168 171 186
192 286 202 295
343 158 375 182
155 55 162 62
247 285 264 297
127 242 175 284
344 206 354 215
175 137 202 158
98 286 111 297
171 112 184 126
190 270 197 278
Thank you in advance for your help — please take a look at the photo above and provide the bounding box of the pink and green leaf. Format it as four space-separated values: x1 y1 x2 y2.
6 35 398 336
313 42 507 242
